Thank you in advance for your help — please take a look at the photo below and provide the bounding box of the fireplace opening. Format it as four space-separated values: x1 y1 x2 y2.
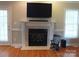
29 29 48 46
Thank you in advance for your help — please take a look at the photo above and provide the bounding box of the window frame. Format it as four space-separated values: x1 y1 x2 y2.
64 9 78 39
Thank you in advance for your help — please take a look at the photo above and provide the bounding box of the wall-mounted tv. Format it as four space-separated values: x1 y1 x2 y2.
27 3 52 18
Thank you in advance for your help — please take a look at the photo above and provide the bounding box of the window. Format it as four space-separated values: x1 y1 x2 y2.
0 10 8 41
64 9 78 38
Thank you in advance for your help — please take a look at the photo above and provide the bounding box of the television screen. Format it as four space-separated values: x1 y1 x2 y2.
27 3 52 18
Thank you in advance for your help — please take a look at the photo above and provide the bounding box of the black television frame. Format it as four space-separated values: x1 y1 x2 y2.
27 3 52 18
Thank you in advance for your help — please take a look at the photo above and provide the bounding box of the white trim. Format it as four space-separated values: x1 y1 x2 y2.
7 5 12 45
55 29 64 32
11 43 22 48
12 28 21 31
0 43 10 45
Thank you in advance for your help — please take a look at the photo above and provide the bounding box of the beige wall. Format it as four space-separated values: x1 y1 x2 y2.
52 1 79 37
0 1 26 45
1 1 79 45
9 1 79 45
11 1 26 44
0 2 13 44
0 1 24 44
12 1 26 26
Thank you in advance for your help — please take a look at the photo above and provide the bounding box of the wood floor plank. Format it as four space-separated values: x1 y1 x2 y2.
0 45 78 57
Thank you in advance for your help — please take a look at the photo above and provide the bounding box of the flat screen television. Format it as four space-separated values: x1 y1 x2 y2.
27 3 52 18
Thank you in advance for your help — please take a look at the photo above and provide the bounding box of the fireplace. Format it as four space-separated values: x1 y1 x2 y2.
29 29 48 46
21 21 54 50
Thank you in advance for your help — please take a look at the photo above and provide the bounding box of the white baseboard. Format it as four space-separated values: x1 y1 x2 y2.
11 43 22 48
68 43 79 47
0 43 10 45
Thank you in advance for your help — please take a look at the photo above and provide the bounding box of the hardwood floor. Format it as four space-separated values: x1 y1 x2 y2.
0 45 79 57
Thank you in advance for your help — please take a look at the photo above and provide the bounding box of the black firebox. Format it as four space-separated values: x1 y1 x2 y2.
29 29 48 46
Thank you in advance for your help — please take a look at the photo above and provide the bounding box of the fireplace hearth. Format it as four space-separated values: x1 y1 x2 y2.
29 29 47 46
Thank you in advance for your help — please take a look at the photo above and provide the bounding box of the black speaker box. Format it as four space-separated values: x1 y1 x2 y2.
61 40 66 48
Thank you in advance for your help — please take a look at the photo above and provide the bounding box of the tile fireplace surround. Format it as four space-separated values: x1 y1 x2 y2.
21 21 54 50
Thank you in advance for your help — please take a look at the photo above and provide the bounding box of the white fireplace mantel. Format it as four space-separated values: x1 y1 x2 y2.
20 21 55 50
